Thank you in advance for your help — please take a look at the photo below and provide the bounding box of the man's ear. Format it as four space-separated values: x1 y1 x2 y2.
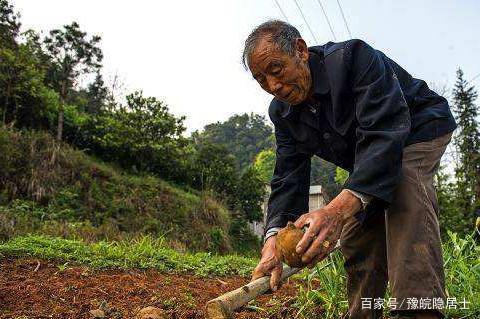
295 38 309 62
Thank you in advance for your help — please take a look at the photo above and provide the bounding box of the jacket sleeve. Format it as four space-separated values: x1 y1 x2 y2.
343 40 411 206
264 107 311 236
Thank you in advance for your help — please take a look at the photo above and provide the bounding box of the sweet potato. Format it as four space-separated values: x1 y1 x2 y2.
275 221 307 268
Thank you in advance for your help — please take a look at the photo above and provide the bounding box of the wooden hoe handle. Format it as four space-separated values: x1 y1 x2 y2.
205 266 300 319
205 242 340 318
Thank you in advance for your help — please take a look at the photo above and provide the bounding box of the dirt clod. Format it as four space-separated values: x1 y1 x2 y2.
90 308 106 318
136 306 166 319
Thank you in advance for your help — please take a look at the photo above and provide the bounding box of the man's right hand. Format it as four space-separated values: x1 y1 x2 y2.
251 235 283 291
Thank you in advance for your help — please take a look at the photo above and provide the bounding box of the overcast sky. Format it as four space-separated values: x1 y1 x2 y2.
12 0 480 133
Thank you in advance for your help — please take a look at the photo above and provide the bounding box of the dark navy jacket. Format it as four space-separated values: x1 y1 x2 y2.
265 39 456 235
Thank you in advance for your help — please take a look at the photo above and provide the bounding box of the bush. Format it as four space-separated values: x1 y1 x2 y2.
68 91 192 185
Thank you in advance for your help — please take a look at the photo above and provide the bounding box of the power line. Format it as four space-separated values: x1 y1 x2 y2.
467 72 480 85
273 0 289 22
314 0 337 40
292 0 319 43
336 0 352 38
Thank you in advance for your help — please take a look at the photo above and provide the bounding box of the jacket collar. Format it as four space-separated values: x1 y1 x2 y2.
308 49 330 96
281 47 330 119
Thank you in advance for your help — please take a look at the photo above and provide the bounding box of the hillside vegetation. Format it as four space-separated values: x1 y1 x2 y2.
0 128 239 252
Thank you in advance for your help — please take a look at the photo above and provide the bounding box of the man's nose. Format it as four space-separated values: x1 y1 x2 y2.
266 76 282 93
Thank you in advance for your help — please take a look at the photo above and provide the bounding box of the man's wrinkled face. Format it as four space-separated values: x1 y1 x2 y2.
248 37 312 105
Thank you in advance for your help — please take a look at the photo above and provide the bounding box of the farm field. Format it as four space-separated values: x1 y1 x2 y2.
0 235 478 319
0 257 301 319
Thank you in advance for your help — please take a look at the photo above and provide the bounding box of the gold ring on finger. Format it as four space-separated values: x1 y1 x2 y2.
322 240 330 248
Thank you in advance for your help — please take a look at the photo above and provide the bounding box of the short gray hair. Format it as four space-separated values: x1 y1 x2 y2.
242 20 302 70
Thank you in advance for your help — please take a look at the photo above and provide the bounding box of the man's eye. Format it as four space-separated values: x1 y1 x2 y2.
271 67 282 76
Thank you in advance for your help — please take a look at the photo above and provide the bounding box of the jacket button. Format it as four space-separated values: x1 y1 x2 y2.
323 132 331 139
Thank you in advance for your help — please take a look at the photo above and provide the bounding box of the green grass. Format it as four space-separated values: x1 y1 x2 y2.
292 232 479 318
443 231 480 318
293 251 347 318
0 234 258 277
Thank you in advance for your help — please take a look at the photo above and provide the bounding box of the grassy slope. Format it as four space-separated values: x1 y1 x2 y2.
0 128 235 252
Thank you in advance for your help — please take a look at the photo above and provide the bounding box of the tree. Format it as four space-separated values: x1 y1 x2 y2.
0 0 20 49
237 166 265 222
435 165 470 236
67 71 108 115
78 91 190 182
253 149 275 183
310 157 339 198
0 43 49 127
334 166 349 185
0 0 19 125
194 113 274 170
0 4 54 129
84 72 108 114
254 148 339 198
43 22 103 140
192 141 238 205
451 69 480 223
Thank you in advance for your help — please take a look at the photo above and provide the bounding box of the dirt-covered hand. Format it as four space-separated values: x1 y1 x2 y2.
293 206 345 268
292 189 362 268
251 236 283 292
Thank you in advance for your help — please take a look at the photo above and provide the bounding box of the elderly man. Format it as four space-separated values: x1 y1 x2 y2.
244 20 456 319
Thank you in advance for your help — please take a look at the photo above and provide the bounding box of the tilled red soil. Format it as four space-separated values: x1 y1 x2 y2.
0 258 301 319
